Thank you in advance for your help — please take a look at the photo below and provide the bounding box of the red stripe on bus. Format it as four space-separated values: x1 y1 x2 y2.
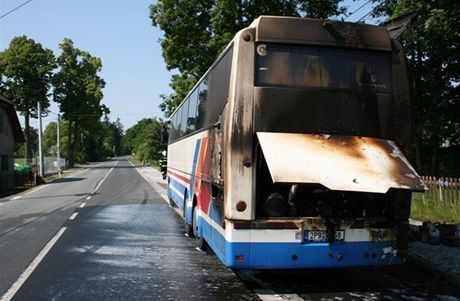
168 170 191 184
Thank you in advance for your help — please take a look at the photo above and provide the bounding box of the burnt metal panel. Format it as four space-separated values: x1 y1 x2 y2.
253 87 390 138
257 132 426 193
253 16 391 51
223 28 255 221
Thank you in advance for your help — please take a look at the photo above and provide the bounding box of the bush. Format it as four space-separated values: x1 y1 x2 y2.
14 163 32 174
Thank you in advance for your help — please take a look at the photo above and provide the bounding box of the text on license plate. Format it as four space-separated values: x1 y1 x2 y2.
304 230 345 242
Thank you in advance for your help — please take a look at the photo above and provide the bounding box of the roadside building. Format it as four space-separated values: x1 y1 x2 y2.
0 93 25 192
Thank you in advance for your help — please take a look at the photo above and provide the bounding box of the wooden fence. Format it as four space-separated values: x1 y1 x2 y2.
420 176 460 206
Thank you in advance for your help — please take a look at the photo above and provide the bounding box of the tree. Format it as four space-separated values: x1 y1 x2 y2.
0 36 55 161
150 0 346 117
53 38 107 167
123 118 165 163
43 120 71 159
14 126 38 159
43 122 58 156
372 0 460 175
104 118 125 157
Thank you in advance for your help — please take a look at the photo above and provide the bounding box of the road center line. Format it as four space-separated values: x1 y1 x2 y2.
92 161 118 193
0 227 67 301
69 212 78 220
79 202 86 208
85 196 91 200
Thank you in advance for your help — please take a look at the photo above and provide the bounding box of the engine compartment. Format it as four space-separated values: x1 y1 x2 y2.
255 148 411 221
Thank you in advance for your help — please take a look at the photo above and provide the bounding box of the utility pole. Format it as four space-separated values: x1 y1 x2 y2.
37 101 43 177
57 114 61 175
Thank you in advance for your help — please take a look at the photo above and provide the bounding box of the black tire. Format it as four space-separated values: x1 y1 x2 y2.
192 205 208 251
184 193 194 237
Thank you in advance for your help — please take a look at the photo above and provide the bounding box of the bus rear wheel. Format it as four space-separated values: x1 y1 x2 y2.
192 205 208 251
184 193 194 237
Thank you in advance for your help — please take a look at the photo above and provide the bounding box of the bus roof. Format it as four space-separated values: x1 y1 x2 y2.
250 15 392 51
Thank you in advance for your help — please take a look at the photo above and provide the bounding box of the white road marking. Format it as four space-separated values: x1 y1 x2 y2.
85 196 91 200
79 202 86 208
92 161 118 194
10 196 21 200
0 161 119 300
0 227 67 301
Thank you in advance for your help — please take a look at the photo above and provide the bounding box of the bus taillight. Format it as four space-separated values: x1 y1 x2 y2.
235 255 245 262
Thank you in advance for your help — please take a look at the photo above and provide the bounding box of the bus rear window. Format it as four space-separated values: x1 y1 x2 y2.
255 44 392 93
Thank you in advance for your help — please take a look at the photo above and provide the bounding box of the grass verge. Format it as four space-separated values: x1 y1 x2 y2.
411 192 460 224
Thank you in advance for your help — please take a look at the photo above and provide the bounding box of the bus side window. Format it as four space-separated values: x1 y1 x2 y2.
176 106 183 138
180 99 189 137
187 88 199 133
169 113 176 142
196 77 208 130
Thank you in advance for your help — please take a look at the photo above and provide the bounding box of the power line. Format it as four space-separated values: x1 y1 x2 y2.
357 6 377 22
0 0 34 19
345 0 372 21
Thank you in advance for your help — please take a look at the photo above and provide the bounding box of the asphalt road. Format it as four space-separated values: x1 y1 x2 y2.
0 162 112 296
0 158 459 300
1 158 256 301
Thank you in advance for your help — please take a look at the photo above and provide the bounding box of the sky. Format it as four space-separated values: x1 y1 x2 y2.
0 0 379 131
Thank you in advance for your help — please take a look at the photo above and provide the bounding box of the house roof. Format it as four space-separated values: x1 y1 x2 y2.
0 93 26 143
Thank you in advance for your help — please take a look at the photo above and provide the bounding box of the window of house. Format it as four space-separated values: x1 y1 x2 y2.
1 155 8 172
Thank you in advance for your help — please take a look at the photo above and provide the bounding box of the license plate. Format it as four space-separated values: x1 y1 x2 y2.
304 230 345 242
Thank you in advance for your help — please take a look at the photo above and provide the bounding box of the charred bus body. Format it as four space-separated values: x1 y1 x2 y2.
167 16 425 269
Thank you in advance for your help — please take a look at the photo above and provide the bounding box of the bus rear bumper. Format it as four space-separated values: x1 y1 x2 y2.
224 240 404 269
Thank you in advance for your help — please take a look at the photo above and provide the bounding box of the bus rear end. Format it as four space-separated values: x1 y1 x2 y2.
220 16 425 269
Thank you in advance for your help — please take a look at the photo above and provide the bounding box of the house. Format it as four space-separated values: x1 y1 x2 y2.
0 93 25 192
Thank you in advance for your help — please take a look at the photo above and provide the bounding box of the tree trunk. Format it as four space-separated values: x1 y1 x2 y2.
24 113 32 163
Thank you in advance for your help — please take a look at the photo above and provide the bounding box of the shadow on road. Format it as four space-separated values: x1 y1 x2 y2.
50 177 85 184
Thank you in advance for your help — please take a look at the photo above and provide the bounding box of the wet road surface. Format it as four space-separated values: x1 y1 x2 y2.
0 162 116 296
238 263 459 300
10 159 256 300
2 158 459 300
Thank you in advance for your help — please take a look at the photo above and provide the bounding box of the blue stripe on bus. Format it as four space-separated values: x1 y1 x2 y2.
168 176 187 211
198 216 404 269
225 241 403 269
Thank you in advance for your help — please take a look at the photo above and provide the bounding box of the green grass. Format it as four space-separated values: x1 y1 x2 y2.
129 156 160 169
411 192 460 224
14 158 27 164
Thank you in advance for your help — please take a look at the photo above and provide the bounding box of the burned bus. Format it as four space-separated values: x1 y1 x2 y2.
166 16 426 269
